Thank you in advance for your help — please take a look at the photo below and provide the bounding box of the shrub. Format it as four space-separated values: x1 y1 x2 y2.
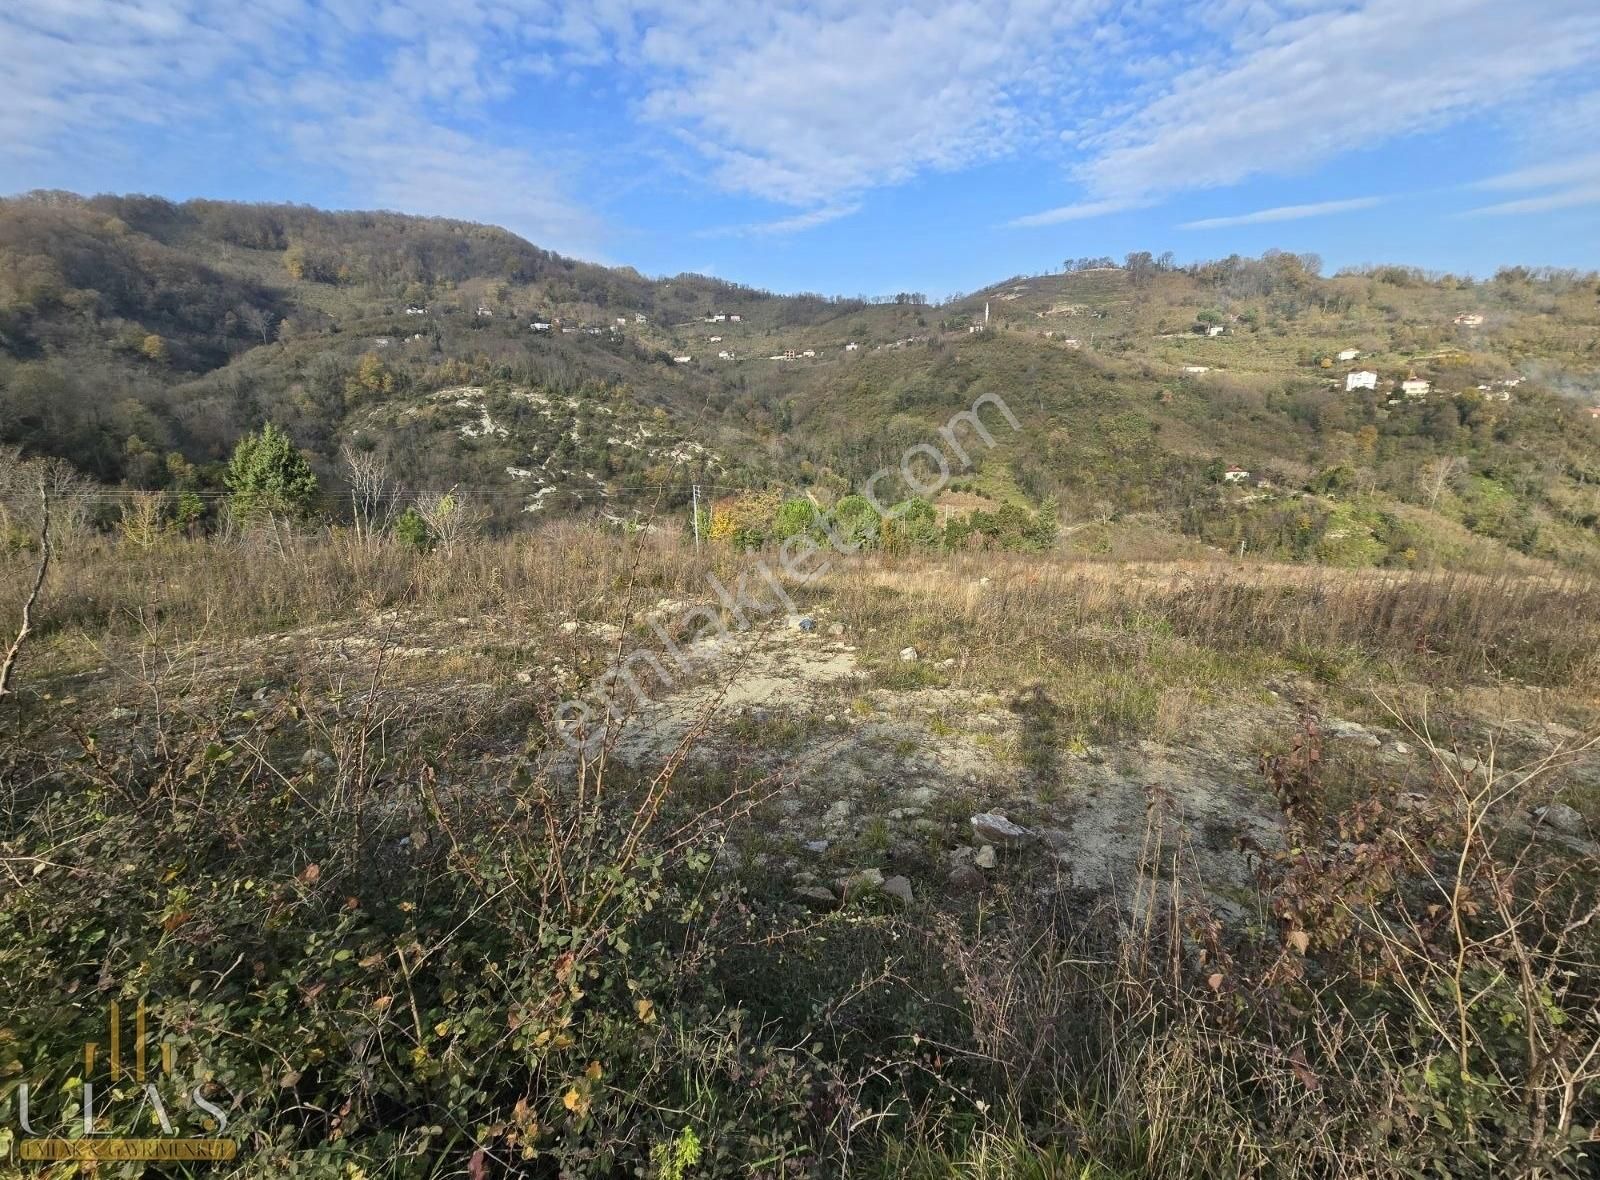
393 505 431 551
224 422 319 521
771 497 819 541
828 494 882 550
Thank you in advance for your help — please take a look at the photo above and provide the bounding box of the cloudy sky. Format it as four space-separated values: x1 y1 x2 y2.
6 0 1600 295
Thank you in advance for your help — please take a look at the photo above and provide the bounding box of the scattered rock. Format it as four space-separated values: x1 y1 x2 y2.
792 615 816 632
1324 719 1381 747
794 885 838 907
836 867 885 898
107 706 136 721
970 812 1029 846
882 875 914 904
1389 741 1413 756
822 800 854 828
514 670 534 684
828 622 846 637
947 864 986 892
974 844 998 869
298 748 335 770
941 658 956 668
1532 803 1585 837
899 646 919 662
558 620 580 634
804 839 831 854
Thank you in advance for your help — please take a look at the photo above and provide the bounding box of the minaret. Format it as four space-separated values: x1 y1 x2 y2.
984 300 990 326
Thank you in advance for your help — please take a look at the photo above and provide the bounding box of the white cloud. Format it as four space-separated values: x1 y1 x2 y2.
617 0 1117 209
1180 196 1385 230
1012 0 1600 227
285 108 605 252
1079 0 1600 202
1466 184 1600 215
0 0 601 251
1472 151 1600 192
7 0 1600 248
1007 197 1141 227
1463 141 1600 215
701 203 863 238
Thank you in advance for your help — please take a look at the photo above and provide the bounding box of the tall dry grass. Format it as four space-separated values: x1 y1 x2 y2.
826 553 1600 689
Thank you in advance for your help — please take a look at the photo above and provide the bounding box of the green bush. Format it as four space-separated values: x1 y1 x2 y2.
393 506 432 551
771 497 819 541
224 422 319 521
827 494 882 550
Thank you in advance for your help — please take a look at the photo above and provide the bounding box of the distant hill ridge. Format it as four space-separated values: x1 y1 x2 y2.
2 192 1598 571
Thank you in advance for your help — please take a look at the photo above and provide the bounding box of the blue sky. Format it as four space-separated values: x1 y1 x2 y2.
6 0 1600 297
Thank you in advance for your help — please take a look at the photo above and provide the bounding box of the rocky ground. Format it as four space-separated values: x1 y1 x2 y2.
34 584 1599 926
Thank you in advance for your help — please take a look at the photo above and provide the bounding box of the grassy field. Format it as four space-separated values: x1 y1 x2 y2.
3 523 1598 1176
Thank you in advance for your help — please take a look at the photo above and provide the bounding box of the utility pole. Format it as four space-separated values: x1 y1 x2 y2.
691 483 701 552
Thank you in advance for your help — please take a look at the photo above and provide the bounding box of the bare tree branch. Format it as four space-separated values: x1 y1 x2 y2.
0 466 51 700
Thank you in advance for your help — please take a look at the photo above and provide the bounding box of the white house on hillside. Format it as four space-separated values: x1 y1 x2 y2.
1223 465 1250 483
1346 370 1378 391
718 350 733 359
531 321 551 331
1402 377 1431 398
729 314 742 322
845 341 859 351
1337 348 1360 361
673 355 692 364
405 305 427 315
1454 312 1485 327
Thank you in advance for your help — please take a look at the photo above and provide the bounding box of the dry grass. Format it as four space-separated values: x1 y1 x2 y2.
3 528 1598 1176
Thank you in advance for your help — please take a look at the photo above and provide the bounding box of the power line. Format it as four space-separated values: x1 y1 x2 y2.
4 482 764 502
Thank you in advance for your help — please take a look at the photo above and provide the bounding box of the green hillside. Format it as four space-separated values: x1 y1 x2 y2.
3 194 1598 569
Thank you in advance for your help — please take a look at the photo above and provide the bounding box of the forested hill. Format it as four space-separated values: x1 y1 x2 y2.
2 191 1599 570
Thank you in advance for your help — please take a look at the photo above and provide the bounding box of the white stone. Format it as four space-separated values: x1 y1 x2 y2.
970 812 1029 845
